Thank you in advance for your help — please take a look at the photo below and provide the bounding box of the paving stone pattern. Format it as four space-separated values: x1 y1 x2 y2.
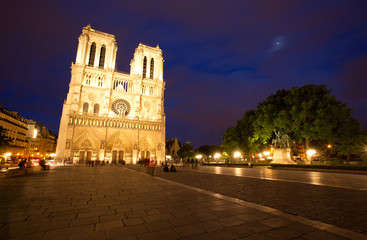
0 165 365 240
145 165 367 235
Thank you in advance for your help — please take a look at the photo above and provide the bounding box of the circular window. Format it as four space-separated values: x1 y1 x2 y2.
112 99 131 116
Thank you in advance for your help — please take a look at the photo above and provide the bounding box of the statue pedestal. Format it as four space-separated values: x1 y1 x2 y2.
272 148 295 164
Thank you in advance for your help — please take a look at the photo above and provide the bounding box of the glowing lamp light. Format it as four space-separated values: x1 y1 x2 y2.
306 149 316 157
33 129 38 138
196 154 203 159
214 153 221 159
5 152 11 157
327 145 332 149
50 153 56 157
263 151 270 156
166 155 171 159
233 152 241 158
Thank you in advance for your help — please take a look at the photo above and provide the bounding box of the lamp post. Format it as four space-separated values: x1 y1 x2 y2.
214 153 221 164
233 151 241 163
306 149 316 164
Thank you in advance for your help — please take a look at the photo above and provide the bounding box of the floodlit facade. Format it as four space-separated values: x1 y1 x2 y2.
55 25 166 164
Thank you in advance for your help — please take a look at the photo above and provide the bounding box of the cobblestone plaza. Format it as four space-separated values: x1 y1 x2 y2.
1 166 366 240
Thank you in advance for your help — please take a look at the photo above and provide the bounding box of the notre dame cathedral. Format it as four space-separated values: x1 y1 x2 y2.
55 25 165 164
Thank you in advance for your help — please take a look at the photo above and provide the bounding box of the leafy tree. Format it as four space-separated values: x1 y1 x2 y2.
222 110 265 160
252 85 354 150
223 84 364 162
238 110 264 157
197 145 222 157
177 141 195 159
334 117 365 163
252 89 292 145
222 127 240 153
285 84 352 149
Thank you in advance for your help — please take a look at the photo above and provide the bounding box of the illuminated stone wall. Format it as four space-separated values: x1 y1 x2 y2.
56 25 166 164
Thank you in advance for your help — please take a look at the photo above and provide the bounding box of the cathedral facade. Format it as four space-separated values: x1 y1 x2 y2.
55 25 165 164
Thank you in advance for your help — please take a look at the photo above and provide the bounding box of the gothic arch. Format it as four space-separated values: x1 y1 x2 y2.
73 129 100 150
139 136 155 151
106 131 133 151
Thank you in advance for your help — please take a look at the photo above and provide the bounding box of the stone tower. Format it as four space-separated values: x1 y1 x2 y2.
55 25 165 164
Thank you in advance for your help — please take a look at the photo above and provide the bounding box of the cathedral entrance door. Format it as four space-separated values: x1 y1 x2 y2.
146 151 150 159
79 151 85 164
118 150 124 164
86 151 92 162
112 150 117 164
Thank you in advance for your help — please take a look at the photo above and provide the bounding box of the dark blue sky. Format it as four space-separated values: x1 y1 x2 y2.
1 0 367 148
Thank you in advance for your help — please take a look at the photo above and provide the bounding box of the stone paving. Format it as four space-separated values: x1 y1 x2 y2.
145 165 367 235
0 165 366 240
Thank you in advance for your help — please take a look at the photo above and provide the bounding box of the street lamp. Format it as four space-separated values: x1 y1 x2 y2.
214 153 221 164
306 149 316 164
233 152 241 163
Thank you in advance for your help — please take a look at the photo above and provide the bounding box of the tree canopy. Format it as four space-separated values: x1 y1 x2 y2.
177 141 195 159
222 84 364 161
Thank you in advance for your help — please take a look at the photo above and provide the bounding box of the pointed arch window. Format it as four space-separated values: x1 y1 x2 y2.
85 74 92 85
150 58 154 79
94 104 100 114
149 86 154 96
142 84 146 95
88 42 96 67
97 76 103 87
83 102 89 113
142 56 147 78
99 45 106 68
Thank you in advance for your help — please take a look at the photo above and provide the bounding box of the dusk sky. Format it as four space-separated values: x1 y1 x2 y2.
1 0 367 148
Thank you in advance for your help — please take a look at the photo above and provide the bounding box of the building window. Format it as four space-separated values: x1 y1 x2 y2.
88 42 96 67
85 74 92 85
142 84 146 95
97 77 103 87
94 104 99 114
150 58 154 79
149 86 154 96
143 56 147 78
99 45 106 68
113 79 131 92
83 102 89 113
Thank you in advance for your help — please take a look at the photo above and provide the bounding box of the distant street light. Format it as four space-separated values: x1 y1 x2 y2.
306 149 316 158
233 151 241 163
214 153 221 164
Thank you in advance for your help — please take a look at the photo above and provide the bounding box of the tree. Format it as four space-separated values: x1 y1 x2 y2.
285 84 352 149
177 141 195 159
222 110 265 160
252 85 354 150
334 117 365 164
222 127 240 153
223 84 364 163
252 89 293 145
197 145 222 157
